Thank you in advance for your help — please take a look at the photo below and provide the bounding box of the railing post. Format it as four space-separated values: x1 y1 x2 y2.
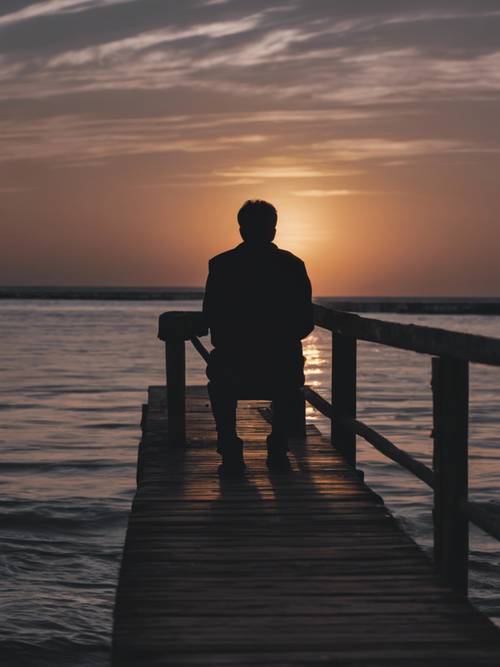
165 338 186 445
432 356 469 596
158 312 208 447
331 333 357 467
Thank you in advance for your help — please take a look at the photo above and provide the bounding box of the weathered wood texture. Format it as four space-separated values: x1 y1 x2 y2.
432 357 469 596
113 386 500 666
314 305 500 367
331 333 357 467
157 308 500 366
165 339 186 444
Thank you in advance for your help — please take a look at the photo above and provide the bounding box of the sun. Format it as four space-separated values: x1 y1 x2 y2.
272 196 329 251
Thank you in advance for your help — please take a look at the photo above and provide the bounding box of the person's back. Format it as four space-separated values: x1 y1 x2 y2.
203 200 314 474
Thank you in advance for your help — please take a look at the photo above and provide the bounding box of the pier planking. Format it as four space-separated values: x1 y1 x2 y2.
112 385 500 666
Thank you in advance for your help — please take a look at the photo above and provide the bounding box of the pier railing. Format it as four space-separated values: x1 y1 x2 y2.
158 304 500 596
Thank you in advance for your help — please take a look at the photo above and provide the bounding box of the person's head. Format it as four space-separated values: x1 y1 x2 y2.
237 200 277 243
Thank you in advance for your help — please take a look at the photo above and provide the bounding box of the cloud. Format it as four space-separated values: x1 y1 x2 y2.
214 156 361 184
292 189 361 197
383 9 500 27
137 176 263 188
212 28 311 67
308 48 500 107
46 15 264 67
314 138 481 161
3 41 500 110
1 2 500 108
163 109 376 132
0 115 270 164
217 165 332 180
0 1 499 178
1 111 493 177
0 0 138 27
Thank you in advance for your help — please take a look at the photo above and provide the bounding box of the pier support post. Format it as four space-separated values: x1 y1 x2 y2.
432 356 469 596
158 312 208 447
165 339 186 445
331 333 357 468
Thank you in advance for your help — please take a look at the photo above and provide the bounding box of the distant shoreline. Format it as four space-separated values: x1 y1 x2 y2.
0 286 206 301
319 300 500 315
1 287 500 314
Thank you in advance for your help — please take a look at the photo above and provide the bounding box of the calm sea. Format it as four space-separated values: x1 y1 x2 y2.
1 300 500 666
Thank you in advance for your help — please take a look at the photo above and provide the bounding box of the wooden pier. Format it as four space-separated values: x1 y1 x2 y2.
113 307 500 665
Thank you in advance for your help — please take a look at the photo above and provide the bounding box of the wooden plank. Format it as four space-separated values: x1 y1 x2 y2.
112 386 500 666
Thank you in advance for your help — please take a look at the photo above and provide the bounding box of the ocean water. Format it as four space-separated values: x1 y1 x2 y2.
1 299 500 666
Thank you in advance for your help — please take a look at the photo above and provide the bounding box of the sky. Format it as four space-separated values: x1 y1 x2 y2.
1 0 500 295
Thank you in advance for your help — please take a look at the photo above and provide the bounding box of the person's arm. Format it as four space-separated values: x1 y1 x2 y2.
202 258 224 347
296 260 314 339
202 259 213 330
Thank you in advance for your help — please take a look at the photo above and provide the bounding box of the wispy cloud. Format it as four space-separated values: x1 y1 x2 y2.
0 0 137 27
216 167 322 179
162 109 376 132
46 15 264 67
314 138 483 161
383 9 500 26
137 176 263 188
1 111 494 178
1 2 500 108
216 161 348 181
207 28 311 67
3 41 500 110
1 2 499 176
292 189 362 197
0 115 269 164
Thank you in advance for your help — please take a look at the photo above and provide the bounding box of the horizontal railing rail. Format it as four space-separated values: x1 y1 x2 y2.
463 501 500 542
303 386 435 488
158 305 500 597
313 304 500 366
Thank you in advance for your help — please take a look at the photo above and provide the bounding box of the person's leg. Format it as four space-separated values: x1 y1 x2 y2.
207 380 237 450
268 393 290 453
266 389 295 472
208 381 245 473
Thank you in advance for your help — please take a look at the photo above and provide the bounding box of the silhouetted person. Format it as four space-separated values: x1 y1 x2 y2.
203 200 314 475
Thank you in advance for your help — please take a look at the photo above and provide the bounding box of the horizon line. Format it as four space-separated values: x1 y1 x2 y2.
1 286 500 301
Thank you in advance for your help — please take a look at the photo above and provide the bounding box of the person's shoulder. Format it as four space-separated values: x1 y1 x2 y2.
208 246 241 269
275 247 306 268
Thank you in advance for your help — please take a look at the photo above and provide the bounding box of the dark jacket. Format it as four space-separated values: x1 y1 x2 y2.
203 242 314 392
